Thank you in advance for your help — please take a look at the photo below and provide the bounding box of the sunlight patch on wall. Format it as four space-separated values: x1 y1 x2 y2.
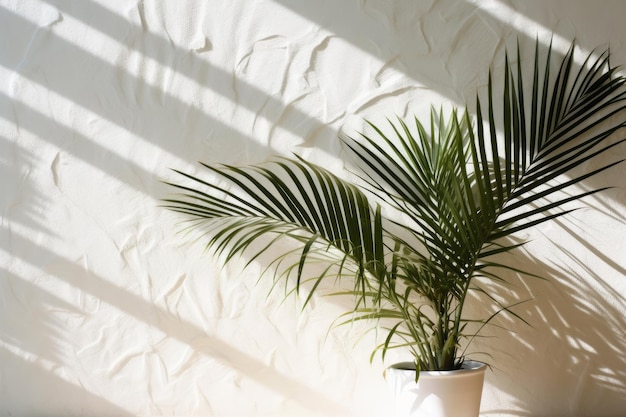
475 0 593 64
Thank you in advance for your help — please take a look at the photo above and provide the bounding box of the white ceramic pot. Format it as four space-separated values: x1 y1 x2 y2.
385 360 486 417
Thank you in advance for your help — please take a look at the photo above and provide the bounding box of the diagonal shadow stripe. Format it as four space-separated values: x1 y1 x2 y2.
0 268 81 363
0 91 154 194
0 6 271 165
38 0 328 138
1 230 350 415
0 346 134 416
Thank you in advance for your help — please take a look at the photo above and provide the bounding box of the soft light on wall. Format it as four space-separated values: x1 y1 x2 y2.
1 0 625 416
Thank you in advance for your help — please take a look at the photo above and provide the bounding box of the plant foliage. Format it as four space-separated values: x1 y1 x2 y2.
164 40 626 372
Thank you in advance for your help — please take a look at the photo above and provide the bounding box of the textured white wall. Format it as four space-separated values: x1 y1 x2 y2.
1 0 625 416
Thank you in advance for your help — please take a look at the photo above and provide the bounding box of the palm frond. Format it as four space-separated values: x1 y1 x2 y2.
164 39 626 371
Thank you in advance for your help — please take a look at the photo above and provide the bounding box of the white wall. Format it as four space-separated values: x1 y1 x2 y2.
2 0 626 416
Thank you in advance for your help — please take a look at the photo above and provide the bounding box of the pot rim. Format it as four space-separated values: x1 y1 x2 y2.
388 360 486 377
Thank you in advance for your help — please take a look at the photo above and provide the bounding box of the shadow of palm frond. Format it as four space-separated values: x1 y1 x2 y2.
469 220 626 416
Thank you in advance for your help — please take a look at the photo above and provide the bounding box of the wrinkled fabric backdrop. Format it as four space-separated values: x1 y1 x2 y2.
1 0 625 416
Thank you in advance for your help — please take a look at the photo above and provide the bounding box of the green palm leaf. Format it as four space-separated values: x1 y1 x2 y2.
164 40 626 371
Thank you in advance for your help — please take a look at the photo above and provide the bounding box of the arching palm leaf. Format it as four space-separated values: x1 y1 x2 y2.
164 40 626 371
164 156 387 307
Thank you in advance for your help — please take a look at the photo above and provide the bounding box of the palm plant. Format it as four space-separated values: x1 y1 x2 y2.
164 40 626 373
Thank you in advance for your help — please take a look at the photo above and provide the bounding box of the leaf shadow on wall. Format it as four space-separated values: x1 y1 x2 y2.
0 1 365 413
0 2 358 412
467 216 626 417
31 0 335 165
0 227 351 415
0 270 135 416
0 5 273 187
0 135 51 235
3 0 626 415
0 138 133 413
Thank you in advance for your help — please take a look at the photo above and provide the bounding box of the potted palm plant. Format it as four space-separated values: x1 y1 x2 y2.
163 40 626 417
